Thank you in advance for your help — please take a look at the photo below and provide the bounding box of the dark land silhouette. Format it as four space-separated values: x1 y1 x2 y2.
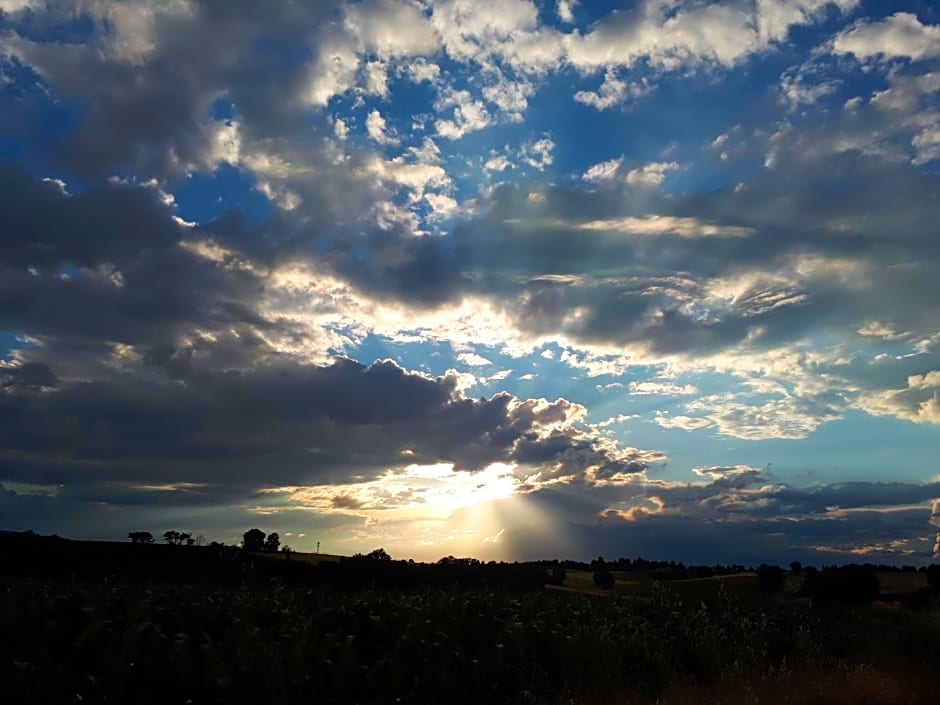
2 529 940 704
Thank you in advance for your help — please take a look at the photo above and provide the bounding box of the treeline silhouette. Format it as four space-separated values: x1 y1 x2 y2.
3 530 940 602
0 532 548 592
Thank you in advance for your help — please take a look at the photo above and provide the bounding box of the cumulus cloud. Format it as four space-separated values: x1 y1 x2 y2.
366 109 398 145
556 0 578 24
434 89 492 139
832 13 940 62
582 157 677 186
862 371 940 425
574 70 650 110
521 137 555 170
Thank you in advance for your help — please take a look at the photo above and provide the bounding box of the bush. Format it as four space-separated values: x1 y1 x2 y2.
593 566 615 590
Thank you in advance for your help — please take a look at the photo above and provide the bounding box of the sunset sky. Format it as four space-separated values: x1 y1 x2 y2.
1 0 938 564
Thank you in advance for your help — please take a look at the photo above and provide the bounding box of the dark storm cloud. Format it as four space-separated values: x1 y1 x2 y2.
0 165 654 522
0 356 652 491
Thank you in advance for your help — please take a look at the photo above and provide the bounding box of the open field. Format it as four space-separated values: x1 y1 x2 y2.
555 569 929 601
252 550 344 566
2 537 938 703
554 569 760 601
4 575 940 705
876 571 928 595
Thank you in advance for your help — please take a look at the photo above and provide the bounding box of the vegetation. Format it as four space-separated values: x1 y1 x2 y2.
2 533 940 703
4 575 940 705
756 564 787 593
127 531 153 544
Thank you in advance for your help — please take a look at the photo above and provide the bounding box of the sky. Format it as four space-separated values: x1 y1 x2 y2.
0 0 938 566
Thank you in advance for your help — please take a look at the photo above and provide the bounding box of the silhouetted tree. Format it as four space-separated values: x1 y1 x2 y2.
800 564 880 603
264 532 280 553
128 531 154 544
178 532 193 546
242 528 265 552
367 547 392 561
927 564 940 589
789 561 802 575
163 530 180 545
551 564 566 586
757 564 786 593
593 558 615 590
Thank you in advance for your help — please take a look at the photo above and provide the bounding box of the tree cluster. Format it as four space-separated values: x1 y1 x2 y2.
242 528 281 553
799 564 880 603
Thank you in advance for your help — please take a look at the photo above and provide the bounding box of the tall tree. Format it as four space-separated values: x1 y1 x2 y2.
242 528 265 552
264 532 280 553
128 531 153 544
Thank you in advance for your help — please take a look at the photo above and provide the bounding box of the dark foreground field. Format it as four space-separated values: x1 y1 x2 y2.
4 575 940 705
3 535 940 704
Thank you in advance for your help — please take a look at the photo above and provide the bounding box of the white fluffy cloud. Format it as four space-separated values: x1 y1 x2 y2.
366 109 398 145
832 13 940 62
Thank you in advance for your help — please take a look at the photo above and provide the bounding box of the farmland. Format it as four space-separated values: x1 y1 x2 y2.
2 536 939 704
4 573 940 705
554 569 763 600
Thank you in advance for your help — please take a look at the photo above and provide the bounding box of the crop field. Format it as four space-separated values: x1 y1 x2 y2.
555 569 761 602
254 550 344 566
4 576 940 705
557 569 928 602
876 571 928 595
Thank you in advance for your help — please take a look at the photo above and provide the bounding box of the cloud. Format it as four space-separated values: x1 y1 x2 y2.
366 109 398 145
491 469 940 564
570 215 754 238
629 381 698 396
434 89 492 139
582 157 677 186
0 166 664 497
861 371 940 426
565 0 857 72
574 70 650 110
521 137 554 170
655 415 713 431
1 0 939 559
0 350 659 493
457 352 492 367
556 0 578 24
1 0 344 176
832 13 940 62
484 154 513 172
